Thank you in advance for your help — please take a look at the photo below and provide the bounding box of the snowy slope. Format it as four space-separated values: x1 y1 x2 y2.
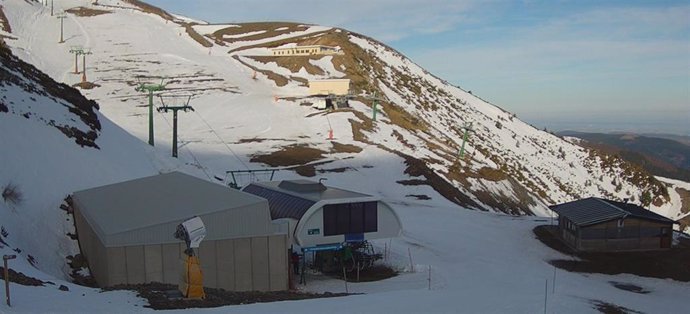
0 1 688 313
0 25 199 280
3 0 683 219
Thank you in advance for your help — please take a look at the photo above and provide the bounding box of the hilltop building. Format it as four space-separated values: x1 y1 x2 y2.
271 45 342 56
549 197 675 251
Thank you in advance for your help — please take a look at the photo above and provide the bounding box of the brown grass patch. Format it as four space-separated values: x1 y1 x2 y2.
676 187 690 215
122 0 175 20
232 55 288 86
184 23 213 48
678 215 690 233
212 22 309 45
591 300 643 314
250 144 326 167
72 81 101 90
0 5 12 33
476 166 507 181
249 55 325 75
331 141 362 154
65 7 112 17
106 282 350 310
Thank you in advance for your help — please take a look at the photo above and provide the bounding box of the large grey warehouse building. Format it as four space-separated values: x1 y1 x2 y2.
71 172 288 291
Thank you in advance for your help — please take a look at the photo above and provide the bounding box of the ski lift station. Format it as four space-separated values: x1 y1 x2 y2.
242 179 403 252
71 172 289 291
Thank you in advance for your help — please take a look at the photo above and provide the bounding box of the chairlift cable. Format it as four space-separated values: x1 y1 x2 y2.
192 110 250 171
156 107 214 181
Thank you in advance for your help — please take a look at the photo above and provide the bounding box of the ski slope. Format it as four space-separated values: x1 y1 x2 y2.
0 1 688 313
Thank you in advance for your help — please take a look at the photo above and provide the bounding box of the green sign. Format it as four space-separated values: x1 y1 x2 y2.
308 228 320 235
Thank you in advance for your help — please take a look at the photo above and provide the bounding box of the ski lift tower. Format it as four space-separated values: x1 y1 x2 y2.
459 122 473 159
68 46 84 74
80 49 92 83
366 91 385 121
135 78 166 146
56 12 67 43
157 94 194 158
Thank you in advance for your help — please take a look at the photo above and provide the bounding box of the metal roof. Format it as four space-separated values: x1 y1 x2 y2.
72 172 271 242
243 180 377 220
549 197 675 226
248 180 374 203
243 184 316 220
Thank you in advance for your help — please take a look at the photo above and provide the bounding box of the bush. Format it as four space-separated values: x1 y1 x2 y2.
2 182 23 206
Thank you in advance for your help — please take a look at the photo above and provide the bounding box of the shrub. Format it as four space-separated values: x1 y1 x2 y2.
2 182 23 206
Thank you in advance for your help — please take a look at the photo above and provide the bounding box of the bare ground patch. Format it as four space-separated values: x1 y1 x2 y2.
183 23 213 48
676 187 690 215
0 5 12 33
72 81 101 90
212 22 309 45
249 55 325 76
232 55 288 87
105 282 351 310
0 267 46 286
534 225 690 282
608 281 650 294
65 7 112 17
591 300 643 314
330 141 362 154
250 144 326 167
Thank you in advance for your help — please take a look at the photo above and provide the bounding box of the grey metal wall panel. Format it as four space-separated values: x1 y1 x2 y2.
161 243 180 284
268 235 288 291
144 245 163 283
104 201 275 248
74 204 109 287
71 172 271 243
125 246 146 284
251 237 270 291
215 239 235 291
234 238 253 291
107 247 127 285
199 241 218 288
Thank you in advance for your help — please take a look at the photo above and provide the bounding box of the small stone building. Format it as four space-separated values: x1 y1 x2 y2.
71 172 288 291
308 79 350 96
549 197 675 251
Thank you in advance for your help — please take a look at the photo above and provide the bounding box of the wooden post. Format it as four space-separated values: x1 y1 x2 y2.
384 243 387 261
356 262 360 282
552 265 556 294
3 258 8 307
428 265 431 290
343 267 348 293
408 248 414 272
544 279 548 314
3 255 17 307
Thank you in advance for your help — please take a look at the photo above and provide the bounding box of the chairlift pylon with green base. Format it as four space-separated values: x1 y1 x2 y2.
135 77 166 146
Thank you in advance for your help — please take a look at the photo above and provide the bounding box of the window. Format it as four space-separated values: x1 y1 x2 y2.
323 202 378 236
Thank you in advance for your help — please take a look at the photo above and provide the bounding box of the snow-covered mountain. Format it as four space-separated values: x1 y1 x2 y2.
0 1 688 313
6 0 684 217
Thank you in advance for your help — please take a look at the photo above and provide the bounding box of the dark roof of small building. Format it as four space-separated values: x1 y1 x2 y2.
549 197 675 226
243 180 377 220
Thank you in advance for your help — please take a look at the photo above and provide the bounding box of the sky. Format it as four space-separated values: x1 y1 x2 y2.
146 0 690 135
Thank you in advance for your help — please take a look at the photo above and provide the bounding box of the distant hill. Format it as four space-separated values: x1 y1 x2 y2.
559 131 690 182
